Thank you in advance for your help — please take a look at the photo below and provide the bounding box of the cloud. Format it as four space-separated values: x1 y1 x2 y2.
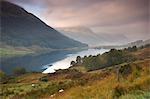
34 0 148 28
6 0 149 40
7 0 148 26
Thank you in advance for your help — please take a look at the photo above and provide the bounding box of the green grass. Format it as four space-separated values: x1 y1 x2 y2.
0 82 50 99
1 59 150 99
55 59 150 99
120 91 150 99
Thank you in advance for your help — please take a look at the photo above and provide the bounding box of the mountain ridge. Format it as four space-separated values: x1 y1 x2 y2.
57 26 129 46
0 1 87 50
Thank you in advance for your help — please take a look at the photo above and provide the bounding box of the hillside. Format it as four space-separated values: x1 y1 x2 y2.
0 45 150 99
0 1 87 51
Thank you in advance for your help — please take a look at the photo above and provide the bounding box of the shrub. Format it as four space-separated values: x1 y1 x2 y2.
0 70 9 84
119 64 132 77
65 69 83 80
127 46 138 52
113 84 126 98
13 67 26 76
70 61 76 66
0 70 6 81
39 76 48 82
76 56 82 65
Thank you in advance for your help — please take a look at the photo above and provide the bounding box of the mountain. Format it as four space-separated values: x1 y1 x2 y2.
122 39 150 47
57 27 105 46
0 1 87 50
57 27 129 47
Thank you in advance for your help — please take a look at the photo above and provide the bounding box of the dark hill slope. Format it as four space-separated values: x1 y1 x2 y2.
0 1 87 49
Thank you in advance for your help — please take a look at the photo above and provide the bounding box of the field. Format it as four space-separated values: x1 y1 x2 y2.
0 47 150 99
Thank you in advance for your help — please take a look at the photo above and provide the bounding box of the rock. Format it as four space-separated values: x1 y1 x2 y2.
59 89 64 93
31 84 35 87
50 94 55 97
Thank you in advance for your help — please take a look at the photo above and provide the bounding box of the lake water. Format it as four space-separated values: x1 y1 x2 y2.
43 48 109 73
1 48 109 74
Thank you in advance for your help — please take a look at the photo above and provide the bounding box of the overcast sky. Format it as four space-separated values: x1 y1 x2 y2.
7 0 150 41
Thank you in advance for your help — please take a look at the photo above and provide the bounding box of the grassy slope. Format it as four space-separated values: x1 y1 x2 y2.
55 59 150 99
0 48 150 99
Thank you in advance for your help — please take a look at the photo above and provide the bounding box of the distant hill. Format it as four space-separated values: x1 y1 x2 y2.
0 1 87 50
94 39 150 49
122 39 150 48
57 26 129 47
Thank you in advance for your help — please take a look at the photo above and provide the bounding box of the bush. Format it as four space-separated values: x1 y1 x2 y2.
70 61 76 66
113 84 126 98
13 67 26 76
76 56 82 65
0 70 8 83
0 70 6 80
127 46 138 52
39 76 48 82
65 70 83 80
119 64 132 77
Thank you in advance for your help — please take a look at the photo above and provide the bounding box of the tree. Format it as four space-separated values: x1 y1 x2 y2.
127 47 132 52
70 61 76 66
84 55 87 58
76 56 82 64
13 67 26 76
0 70 7 81
132 46 137 51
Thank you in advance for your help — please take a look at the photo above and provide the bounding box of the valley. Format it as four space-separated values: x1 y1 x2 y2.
0 44 150 99
0 0 149 99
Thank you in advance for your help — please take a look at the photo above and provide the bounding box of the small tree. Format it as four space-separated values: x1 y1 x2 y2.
76 56 82 65
70 61 76 66
0 70 7 81
132 46 137 51
127 47 132 51
84 55 87 58
13 67 26 76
